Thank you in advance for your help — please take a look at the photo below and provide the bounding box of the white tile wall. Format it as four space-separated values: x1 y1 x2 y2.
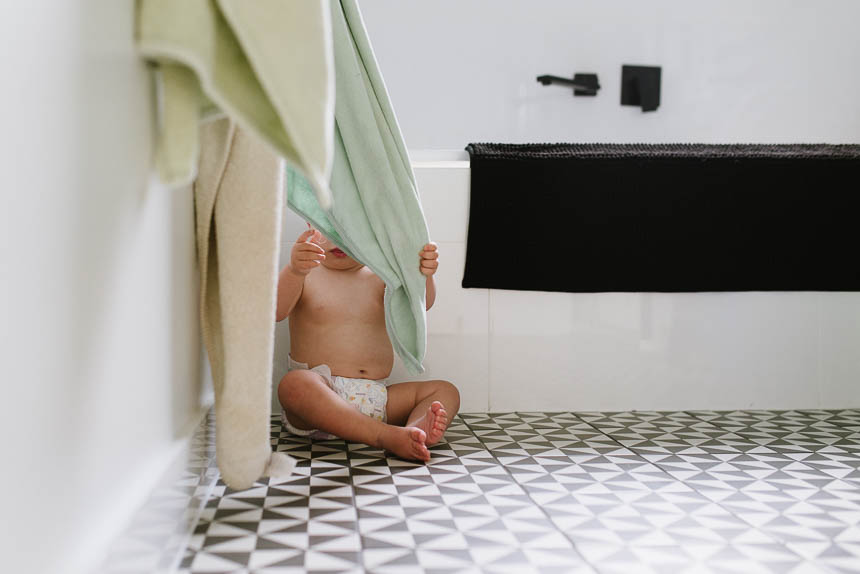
274 163 860 413
487 291 824 411
415 167 471 243
818 292 860 408
388 334 489 413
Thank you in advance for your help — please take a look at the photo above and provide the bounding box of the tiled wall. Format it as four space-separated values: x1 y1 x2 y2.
274 162 860 412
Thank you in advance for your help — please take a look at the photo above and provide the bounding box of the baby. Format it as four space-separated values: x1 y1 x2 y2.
275 225 460 462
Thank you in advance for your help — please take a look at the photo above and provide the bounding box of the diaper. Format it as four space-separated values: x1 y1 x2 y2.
280 356 389 440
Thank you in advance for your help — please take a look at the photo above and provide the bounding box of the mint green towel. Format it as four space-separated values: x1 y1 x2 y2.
287 0 431 375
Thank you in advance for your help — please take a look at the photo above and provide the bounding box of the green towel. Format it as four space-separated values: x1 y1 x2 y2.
287 0 431 375
136 0 335 208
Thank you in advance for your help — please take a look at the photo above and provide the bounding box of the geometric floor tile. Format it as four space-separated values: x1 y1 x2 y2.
174 409 860 574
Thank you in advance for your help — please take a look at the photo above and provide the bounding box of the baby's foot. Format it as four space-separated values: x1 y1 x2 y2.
412 401 449 446
379 425 430 462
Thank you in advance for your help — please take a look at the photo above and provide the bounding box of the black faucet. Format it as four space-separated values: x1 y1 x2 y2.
536 73 600 96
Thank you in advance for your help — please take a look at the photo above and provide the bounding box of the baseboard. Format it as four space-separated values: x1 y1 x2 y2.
95 402 217 574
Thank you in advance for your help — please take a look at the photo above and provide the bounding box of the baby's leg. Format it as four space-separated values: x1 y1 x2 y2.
386 380 460 446
278 369 431 461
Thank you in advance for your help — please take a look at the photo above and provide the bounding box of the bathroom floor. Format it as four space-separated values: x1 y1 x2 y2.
178 409 860 574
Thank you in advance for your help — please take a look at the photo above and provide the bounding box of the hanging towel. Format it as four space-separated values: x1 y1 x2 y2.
194 118 295 489
287 0 431 375
136 0 335 208
463 143 860 293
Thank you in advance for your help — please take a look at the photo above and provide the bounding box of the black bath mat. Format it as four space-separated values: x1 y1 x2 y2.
462 143 860 292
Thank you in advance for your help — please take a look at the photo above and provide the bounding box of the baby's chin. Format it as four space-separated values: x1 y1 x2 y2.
321 257 360 270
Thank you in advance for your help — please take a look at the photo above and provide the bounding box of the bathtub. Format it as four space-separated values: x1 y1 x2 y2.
276 151 860 413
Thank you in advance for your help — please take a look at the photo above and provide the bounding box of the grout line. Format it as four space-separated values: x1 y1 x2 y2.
486 290 491 412
816 293 824 409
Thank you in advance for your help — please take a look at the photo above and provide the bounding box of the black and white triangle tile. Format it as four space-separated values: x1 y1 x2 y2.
174 409 860 574
574 409 860 573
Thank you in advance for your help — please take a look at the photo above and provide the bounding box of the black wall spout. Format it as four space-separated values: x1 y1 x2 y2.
536 73 600 96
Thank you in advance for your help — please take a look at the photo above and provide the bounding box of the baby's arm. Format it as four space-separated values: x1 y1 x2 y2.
276 228 325 321
420 242 439 310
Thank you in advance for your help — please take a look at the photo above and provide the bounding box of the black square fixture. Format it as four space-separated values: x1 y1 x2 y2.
621 65 661 112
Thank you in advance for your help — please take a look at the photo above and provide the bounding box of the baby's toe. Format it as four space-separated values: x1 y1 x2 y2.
409 427 427 443
413 441 429 460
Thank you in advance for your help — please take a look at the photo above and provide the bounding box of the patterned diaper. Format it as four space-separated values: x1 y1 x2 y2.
280 356 388 440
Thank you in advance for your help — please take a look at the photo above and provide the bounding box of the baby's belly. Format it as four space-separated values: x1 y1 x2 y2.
289 320 394 380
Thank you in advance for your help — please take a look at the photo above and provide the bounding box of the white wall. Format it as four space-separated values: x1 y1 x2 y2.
359 0 860 148
2 2 207 574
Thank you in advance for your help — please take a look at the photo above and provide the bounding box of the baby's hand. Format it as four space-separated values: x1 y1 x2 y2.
419 242 439 276
290 228 325 276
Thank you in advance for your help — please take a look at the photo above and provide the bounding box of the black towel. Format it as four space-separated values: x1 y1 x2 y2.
462 143 860 292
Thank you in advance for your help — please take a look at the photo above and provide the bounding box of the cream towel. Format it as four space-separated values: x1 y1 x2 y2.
195 119 295 489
